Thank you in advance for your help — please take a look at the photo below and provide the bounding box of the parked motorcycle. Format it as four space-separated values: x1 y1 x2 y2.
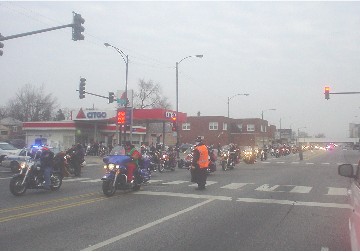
101 145 151 197
9 159 62 196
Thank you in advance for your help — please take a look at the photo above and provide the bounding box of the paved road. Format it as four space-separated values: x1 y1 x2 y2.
0 148 356 250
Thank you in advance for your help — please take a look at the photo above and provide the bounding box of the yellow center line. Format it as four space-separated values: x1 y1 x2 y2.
0 192 100 214
0 196 111 223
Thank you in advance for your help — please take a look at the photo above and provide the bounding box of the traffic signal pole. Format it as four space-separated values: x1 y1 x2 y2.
0 24 73 41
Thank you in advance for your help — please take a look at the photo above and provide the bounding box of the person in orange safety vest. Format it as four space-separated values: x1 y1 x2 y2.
190 136 209 190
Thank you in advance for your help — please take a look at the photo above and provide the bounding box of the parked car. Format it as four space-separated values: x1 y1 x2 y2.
1 148 32 173
338 161 360 250
0 142 21 164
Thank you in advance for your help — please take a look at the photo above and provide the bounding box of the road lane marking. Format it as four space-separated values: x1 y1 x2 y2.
62 178 92 182
306 163 314 165
236 198 351 209
327 187 348 196
289 186 312 194
321 163 330 165
82 199 215 251
221 183 254 190
255 184 279 192
134 191 231 201
0 192 99 214
0 196 108 223
81 179 102 183
188 181 217 187
291 162 299 164
162 180 188 185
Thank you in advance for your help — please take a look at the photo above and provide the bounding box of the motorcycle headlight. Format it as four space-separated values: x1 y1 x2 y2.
108 164 116 170
20 161 28 169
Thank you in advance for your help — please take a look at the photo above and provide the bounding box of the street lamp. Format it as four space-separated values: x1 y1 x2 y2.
175 54 203 153
227 93 249 118
261 108 276 146
104 42 129 144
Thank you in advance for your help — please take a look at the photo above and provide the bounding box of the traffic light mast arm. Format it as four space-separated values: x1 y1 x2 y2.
0 24 73 41
329 92 360 94
76 90 111 99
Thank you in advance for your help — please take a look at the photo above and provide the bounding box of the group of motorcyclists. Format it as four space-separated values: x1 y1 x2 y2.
10 136 304 195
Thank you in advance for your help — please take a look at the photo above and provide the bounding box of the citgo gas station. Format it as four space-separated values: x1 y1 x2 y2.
22 108 187 151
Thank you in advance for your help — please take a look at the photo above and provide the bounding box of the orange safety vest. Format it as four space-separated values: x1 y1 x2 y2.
195 145 209 169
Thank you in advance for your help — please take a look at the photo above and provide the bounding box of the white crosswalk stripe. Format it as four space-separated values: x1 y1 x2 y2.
162 180 188 185
326 187 348 196
221 183 254 190
62 177 91 182
59 177 349 196
188 181 218 187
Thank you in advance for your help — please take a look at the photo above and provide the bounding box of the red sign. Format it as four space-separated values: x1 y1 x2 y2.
117 111 126 125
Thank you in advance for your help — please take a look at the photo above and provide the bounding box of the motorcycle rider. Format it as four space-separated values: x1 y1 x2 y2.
40 146 54 190
191 136 209 190
124 141 142 183
67 143 85 177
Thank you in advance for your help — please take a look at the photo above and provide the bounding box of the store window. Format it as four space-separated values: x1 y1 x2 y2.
223 123 227 131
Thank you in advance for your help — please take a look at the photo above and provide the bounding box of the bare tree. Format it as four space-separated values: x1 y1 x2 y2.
134 79 172 109
315 133 326 138
0 106 8 119
6 84 58 122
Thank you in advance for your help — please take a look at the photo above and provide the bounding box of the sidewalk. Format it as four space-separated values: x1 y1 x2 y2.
84 155 104 164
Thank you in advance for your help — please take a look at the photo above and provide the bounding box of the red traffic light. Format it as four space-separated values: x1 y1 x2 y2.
324 86 330 100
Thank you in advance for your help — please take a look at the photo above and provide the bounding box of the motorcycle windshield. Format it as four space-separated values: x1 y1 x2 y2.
104 155 132 165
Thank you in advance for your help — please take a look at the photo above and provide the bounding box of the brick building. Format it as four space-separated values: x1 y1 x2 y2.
179 116 276 148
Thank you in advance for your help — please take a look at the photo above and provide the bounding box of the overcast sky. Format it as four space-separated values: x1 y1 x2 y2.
1 1 360 138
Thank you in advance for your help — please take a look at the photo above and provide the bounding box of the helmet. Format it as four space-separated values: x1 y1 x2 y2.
195 136 203 145
41 146 49 151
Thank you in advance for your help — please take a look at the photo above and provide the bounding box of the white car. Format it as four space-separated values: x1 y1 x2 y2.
0 142 21 164
1 148 32 173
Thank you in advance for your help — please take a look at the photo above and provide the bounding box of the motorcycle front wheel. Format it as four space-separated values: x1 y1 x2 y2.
222 161 227 171
9 176 27 196
102 180 116 197
158 163 165 173
51 174 62 191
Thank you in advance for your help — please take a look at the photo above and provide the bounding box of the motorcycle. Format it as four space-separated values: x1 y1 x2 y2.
243 150 256 164
9 159 62 196
220 150 236 170
64 153 86 176
260 149 268 161
158 150 176 173
207 150 217 174
101 145 151 197
142 150 157 172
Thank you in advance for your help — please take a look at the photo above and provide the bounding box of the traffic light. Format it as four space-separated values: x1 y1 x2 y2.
108 92 115 103
324 86 330 100
72 13 85 41
117 110 126 125
79 78 86 99
171 116 177 131
0 33 4 56
0 41 3 56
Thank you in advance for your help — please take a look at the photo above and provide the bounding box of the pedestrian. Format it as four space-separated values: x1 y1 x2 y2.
40 146 55 190
190 136 209 190
73 143 85 176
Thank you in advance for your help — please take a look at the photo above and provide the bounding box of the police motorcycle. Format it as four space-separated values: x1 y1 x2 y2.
101 145 151 197
220 146 236 171
9 157 63 196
